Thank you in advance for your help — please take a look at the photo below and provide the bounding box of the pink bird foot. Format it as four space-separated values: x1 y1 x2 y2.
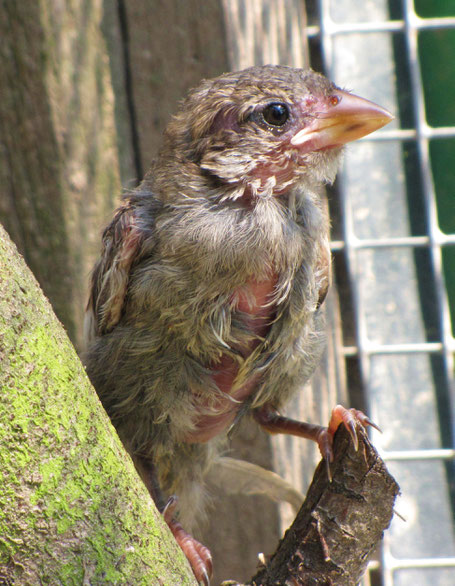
163 496 212 585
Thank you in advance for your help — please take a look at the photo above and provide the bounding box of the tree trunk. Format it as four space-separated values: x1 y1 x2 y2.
0 224 196 585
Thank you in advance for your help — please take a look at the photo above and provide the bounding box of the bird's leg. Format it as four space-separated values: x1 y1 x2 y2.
132 455 212 585
162 496 212 586
253 404 380 479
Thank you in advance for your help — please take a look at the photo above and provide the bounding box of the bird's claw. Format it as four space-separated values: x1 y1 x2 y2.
319 404 381 480
200 568 211 586
162 495 178 523
324 453 333 483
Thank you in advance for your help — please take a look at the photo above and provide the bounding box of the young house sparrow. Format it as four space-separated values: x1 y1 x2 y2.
84 65 392 584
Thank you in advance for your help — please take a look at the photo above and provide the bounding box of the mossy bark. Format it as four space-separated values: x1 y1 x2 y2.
0 224 196 585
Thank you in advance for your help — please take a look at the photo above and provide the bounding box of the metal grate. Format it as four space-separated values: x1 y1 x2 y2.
306 0 455 584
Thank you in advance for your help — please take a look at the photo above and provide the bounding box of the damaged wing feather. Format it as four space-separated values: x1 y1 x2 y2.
85 200 146 340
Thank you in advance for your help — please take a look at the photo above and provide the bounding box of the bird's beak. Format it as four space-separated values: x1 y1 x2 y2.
290 90 394 151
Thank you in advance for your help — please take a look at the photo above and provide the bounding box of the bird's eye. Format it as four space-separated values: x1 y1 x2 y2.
261 103 289 127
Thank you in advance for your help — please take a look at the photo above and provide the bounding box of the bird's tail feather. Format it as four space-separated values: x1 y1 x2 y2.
206 456 304 513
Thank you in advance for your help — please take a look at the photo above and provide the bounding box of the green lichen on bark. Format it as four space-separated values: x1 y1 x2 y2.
0 224 196 584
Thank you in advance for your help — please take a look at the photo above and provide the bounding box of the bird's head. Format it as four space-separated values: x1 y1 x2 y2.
154 65 393 202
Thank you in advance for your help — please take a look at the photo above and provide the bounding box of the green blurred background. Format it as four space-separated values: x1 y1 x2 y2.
417 0 455 326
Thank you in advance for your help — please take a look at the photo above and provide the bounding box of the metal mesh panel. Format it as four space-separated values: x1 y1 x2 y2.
306 0 455 584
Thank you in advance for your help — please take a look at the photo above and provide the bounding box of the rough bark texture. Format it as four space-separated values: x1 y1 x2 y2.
0 0 120 351
0 224 196 585
249 425 400 586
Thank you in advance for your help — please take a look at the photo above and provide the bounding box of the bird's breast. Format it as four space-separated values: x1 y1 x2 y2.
184 275 277 443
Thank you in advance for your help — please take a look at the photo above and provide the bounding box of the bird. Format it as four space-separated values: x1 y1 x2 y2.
84 65 393 584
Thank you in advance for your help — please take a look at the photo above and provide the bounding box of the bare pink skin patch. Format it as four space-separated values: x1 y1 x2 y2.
186 277 276 443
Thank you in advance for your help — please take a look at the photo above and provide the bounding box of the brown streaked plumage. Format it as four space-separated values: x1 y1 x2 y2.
84 65 392 584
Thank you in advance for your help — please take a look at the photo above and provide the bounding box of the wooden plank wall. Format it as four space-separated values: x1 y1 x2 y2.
0 0 120 351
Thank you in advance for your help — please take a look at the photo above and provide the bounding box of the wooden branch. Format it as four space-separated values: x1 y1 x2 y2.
246 426 400 585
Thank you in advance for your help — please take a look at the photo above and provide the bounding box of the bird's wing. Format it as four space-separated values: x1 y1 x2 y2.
292 197 331 311
84 198 147 343
315 238 331 309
